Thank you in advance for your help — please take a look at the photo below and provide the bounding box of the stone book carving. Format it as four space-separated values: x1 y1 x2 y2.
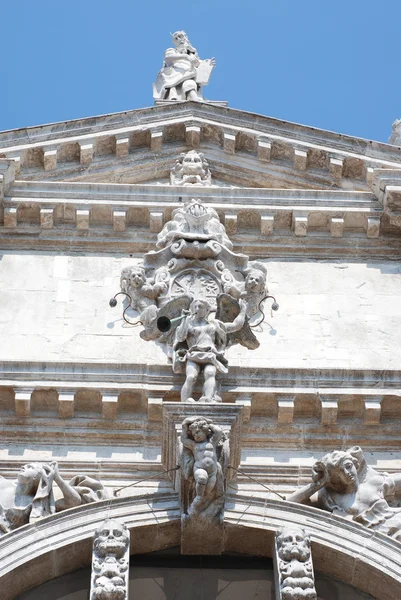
287 445 401 541
274 527 317 600
90 519 130 600
116 195 274 403
0 462 108 535
153 31 215 102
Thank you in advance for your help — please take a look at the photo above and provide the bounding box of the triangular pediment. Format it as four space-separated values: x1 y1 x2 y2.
1 102 401 191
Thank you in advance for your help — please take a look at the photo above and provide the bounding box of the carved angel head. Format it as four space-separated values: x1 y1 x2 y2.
128 267 146 289
189 298 212 319
187 416 213 443
276 527 311 562
244 262 267 294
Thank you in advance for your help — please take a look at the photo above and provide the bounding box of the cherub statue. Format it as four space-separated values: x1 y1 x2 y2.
153 31 215 102
120 265 167 326
181 416 226 517
0 462 107 535
173 297 248 402
223 262 268 318
276 527 316 600
287 446 401 541
170 150 212 186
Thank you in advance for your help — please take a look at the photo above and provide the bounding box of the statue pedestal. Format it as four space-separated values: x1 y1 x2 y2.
162 402 243 555
154 99 228 107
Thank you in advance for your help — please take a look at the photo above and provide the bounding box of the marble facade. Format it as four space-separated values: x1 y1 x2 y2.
1 47 401 598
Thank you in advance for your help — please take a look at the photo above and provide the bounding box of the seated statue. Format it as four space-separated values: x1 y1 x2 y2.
287 446 401 540
0 462 107 535
153 31 215 102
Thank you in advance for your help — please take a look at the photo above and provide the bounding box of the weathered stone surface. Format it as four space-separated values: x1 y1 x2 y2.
0 461 108 535
153 31 215 102
274 526 317 600
288 446 401 541
90 519 130 600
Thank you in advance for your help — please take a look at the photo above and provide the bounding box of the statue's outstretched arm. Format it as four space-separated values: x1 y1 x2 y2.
286 481 322 506
53 463 82 511
224 299 247 334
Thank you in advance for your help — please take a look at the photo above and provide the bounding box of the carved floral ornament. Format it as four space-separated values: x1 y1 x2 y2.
112 195 278 403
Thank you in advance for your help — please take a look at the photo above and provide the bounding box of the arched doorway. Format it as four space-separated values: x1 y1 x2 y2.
0 494 399 600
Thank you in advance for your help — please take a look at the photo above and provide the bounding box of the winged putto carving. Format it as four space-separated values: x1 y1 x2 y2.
112 192 277 403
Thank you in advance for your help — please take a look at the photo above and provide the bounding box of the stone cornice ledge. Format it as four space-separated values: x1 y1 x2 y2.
0 493 400 600
1 360 401 389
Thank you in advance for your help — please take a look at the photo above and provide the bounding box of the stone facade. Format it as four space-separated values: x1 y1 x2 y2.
1 60 401 599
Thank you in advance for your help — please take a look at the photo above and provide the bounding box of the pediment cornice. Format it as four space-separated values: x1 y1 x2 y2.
0 102 401 192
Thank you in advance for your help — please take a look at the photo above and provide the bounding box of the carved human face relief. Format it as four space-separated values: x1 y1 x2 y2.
189 421 208 442
172 31 187 48
191 300 208 319
338 457 358 487
182 151 204 176
245 271 265 293
17 463 41 488
277 528 311 562
94 520 129 558
129 269 146 288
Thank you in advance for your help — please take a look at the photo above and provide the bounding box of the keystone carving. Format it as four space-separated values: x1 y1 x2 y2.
170 150 212 186
0 462 108 535
274 527 317 600
153 31 215 102
179 414 230 555
90 519 130 600
288 445 401 541
116 195 275 403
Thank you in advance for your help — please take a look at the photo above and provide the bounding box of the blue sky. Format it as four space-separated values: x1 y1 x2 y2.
1 0 400 142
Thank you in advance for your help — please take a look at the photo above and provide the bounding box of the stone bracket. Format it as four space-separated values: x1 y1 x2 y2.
162 402 243 555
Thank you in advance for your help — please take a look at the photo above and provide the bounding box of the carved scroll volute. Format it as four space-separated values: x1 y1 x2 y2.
90 519 130 600
274 527 317 600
